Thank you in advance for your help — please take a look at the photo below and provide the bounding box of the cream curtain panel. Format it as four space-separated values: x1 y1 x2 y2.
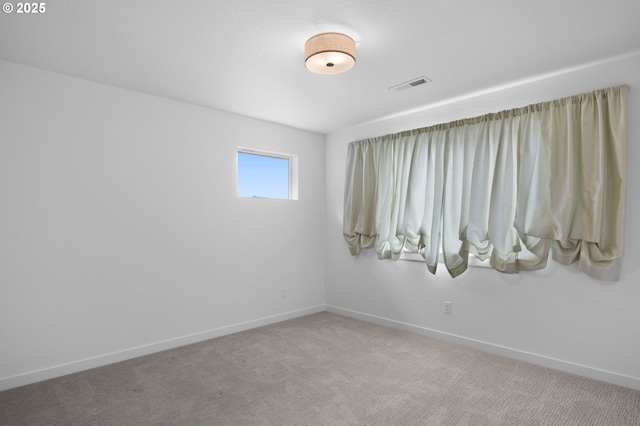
343 85 629 280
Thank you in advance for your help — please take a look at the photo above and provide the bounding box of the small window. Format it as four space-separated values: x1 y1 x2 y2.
237 148 298 200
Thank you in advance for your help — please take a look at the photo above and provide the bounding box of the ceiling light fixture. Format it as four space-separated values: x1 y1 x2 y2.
305 32 355 75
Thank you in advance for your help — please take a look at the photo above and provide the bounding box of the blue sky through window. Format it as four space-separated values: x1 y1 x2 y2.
238 152 290 199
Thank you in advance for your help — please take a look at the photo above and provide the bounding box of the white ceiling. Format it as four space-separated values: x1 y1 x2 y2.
2 0 640 134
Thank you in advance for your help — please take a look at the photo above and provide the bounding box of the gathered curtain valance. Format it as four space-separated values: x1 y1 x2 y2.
343 85 629 280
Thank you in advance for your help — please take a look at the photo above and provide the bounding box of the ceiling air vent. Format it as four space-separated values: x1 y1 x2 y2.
389 76 432 92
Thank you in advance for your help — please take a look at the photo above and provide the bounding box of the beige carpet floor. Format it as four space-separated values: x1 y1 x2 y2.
1 312 639 425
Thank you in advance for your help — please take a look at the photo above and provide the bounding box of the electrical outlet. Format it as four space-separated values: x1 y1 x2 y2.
281 288 286 298
444 301 452 314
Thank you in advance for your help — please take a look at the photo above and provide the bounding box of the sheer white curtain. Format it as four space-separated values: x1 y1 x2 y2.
343 86 629 280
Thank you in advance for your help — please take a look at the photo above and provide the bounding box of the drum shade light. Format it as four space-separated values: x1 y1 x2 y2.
305 33 355 75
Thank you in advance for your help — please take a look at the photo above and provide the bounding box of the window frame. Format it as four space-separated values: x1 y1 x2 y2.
237 147 299 200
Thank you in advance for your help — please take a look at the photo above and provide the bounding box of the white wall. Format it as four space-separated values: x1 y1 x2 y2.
3 51 639 392
0 60 326 390
325 53 640 390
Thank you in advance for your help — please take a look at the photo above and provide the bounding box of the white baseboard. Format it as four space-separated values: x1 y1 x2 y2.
0 305 325 392
5 304 638 393
326 304 640 391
